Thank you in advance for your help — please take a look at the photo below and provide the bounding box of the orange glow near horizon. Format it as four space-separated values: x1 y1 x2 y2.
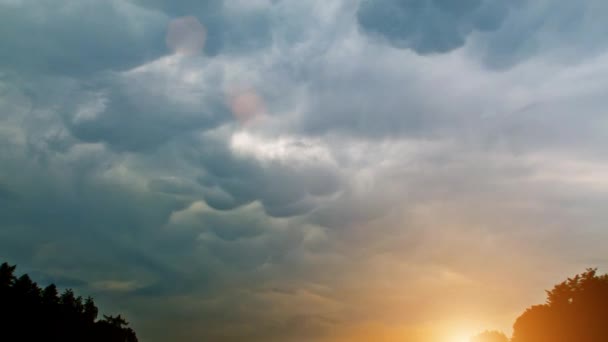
445 330 475 342
320 318 496 342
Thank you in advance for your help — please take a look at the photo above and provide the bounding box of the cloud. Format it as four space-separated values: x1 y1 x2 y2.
480 1 608 67
356 0 513 54
166 16 208 56
0 0 168 76
132 0 274 56
91 280 143 293
195 130 342 217
64 55 230 151
357 0 608 69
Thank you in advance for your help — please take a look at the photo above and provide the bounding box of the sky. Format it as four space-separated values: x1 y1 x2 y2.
1 0 608 341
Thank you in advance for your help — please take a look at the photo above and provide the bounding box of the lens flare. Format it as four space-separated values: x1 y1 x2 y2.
228 88 267 125
166 16 206 56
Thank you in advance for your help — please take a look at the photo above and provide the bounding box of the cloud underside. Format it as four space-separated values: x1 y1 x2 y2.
1 0 608 341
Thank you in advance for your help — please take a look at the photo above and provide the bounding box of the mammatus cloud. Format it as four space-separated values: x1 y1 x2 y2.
197 131 342 217
357 0 608 68
2 0 608 341
0 0 168 76
357 0 513 54
65 56 228 151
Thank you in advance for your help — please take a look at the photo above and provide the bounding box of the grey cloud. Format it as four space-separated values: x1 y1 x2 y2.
64 61 230 151
148 177 200 195
298 65 441 138
357 0 608 68
0 184 18 201
128 287 339 342
133 0 274 56
169 203 268 242
195 134 342 218
0 0 168 76
27 271 88 289
476 1 608 68
356 0 513 54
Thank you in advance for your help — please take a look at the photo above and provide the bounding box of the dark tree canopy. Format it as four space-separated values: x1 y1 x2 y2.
470 330 509 342
0 262 138 342
511 268 608 342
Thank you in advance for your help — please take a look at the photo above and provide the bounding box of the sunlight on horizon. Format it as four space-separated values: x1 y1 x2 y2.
447 333 473 342
443 326 477 342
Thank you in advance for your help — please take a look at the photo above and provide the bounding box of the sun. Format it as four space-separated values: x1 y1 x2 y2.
445 330 472 342
440 320 480 342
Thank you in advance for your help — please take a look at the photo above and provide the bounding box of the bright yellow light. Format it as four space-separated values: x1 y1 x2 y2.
444 329 473 342
447 334 471 342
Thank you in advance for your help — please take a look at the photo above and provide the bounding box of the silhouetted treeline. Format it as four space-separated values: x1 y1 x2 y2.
512 268 608 342
0 262 137 342
475 268 608 342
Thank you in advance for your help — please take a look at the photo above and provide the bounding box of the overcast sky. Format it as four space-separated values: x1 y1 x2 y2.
2 1 608 341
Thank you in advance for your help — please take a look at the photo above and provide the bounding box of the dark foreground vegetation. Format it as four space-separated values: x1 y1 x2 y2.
0 262 137 342
475 268 608 342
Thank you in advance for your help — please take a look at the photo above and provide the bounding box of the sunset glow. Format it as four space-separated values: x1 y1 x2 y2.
448 334 472 342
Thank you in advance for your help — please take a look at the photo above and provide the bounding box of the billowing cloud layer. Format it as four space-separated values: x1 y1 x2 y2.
2 1 608 341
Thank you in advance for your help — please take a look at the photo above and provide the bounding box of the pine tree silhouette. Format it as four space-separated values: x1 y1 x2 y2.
0 262 138 342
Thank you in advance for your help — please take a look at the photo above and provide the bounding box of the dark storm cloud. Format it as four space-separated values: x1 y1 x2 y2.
356 0 513 54
133 0 274 55
0 0 274 79
63 66 230 151
148 177 200 195
194 133 342 217
0 0 168 76
27 271 88 289
357 0 608 69
0 184 18 201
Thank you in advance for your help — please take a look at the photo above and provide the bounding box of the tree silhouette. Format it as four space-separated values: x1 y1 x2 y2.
0 262 138 342
0 262 16 288
470 330 508 342
84 296 99 322
42 284 59 305
511 268 608 342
